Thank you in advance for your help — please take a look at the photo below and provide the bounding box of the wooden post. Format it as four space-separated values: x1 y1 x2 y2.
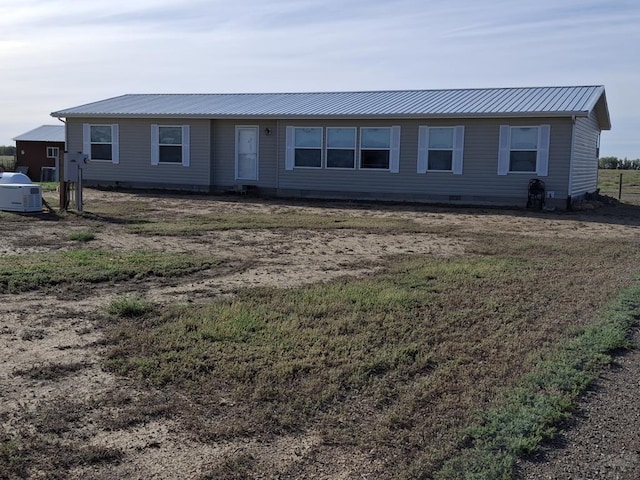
59 153 67 210
618 173 623 201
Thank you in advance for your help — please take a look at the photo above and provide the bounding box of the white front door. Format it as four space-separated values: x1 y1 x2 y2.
236 126 258 181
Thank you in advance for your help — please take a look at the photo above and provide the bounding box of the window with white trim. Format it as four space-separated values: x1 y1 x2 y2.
418 126 465 174
158 126 183 163
360 127 391 169
326 127 356 169
509 127 538 172
497 125 550 176
46 146 59 159
294 127 322 168
90 125 113 161
83 124 119 164
428 127 454 171
151 125 190 167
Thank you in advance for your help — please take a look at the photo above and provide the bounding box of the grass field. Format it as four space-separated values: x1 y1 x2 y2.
1 190 639 479
598 168 640 205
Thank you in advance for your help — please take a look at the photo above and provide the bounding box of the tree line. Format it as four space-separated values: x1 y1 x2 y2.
0 145 16 156
599 156 640 170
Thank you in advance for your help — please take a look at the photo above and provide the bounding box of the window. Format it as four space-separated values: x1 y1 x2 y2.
428 127 454 171
497 125 550 176
46 146 59 158
158 126 183 163
151 125 190 167
285 125 400 172
418 126 464 174
294 127 322 168
326 127 356 169
360 128 391 169
83 124 119 164
509 127 538 172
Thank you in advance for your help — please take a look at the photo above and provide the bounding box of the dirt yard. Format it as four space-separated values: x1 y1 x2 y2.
1 189 639 479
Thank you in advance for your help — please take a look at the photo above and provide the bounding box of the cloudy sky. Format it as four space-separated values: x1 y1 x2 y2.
2 0 639 158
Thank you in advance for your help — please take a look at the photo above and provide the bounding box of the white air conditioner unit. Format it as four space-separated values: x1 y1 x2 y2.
0 172 43 213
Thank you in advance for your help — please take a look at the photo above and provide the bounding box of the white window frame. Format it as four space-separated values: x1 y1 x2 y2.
285 125 399 172
290 127 323 169
326 127 356 170
418 126 465 174
46 146 59 159
151 124 190 167
359 126 400 172
83 124 119 164
498 125 550 176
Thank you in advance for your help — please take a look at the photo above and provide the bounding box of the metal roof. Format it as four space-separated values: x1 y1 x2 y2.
51 86 610 129
13 124 65 142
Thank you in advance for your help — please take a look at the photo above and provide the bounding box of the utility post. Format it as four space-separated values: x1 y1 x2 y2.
63 153 89 212
59 151 68 210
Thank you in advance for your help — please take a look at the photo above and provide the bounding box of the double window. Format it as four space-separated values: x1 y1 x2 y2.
83 124 119 164
46 146 59 159
417 126 465 174
498 125 550 176
286 126 400 172
151 125 190 167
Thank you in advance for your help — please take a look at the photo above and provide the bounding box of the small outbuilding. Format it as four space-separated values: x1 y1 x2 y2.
13 125 65 182
50 86 611 209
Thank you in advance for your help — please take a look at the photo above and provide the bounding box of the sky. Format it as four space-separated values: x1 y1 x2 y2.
1 0 639 158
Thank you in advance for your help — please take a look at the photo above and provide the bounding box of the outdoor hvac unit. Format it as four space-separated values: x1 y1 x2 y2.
0 172 43 213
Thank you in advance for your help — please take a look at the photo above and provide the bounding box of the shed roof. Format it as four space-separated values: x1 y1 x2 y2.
51 86 611 130
13 124 65 142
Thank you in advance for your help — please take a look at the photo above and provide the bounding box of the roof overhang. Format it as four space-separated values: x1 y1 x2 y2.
51 111 595 121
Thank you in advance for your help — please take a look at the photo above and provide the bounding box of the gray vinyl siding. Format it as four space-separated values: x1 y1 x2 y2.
65 115 577 207
276 118 573 206
570 111 600 196
66 118 211 189
211 120 278 188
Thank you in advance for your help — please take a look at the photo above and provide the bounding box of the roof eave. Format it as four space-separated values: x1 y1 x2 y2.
51 111 591 120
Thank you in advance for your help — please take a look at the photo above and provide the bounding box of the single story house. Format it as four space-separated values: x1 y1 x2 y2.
50 85 610 209
13 125 65 181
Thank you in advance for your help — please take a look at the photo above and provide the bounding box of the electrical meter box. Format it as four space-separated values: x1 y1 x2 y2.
64 153 89 182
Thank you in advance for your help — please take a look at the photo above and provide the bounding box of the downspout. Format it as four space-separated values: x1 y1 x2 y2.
567 115 577 210
275 119 280 191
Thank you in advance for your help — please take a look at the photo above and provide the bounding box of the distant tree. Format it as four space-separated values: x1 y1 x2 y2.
599 156 620 169
598 156 640 170
0 145 16 156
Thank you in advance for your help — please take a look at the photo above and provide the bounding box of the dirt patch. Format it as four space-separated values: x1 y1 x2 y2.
1 189 639 479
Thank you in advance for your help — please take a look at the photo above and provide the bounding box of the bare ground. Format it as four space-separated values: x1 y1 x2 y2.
1 189 639 479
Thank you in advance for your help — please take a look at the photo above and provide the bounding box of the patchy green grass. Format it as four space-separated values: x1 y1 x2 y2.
68 230 96 242
103 235 640 478
107 294 155 318
126 211 429 235
598 169 640 205
36 181 60 192
3 191 639 478
13 362 90 381
435 283 640 479
0 249 220 293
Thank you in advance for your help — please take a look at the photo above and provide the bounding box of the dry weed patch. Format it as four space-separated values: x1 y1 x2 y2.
2 189 639 479
126 210 433 235
0 249 221 293
102 235 640 478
